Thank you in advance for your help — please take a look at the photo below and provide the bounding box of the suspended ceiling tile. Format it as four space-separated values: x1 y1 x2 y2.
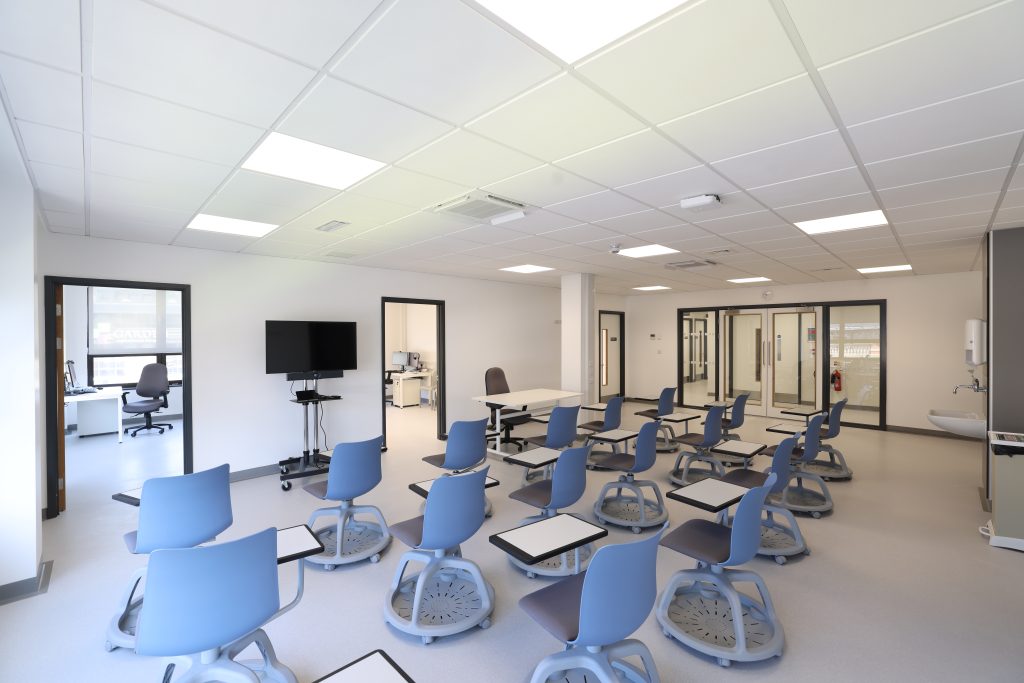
546 190 649 223
90 218 181 245
878 168 1011 209
693 210 787 235
363 211 469 244
711 130 855 189
555 130 698 188
748 168 870 210
773 193 879 224
887 193 1000 223
496 208 581 235
90 138 229 192
0 54 82 130
280 191 414 234
204 170 339 225
617 165 737 207
173 229 258 251
812 226 896 244
0 0 81 71
397 129 540 187
500 235 573 253
242 239 318 258
1001 186 1024 208
349 167 470 209
451 224 523 245
537 243 606 259
726 225 806 242
44 209 86 232
994 204 1024 226
91 172 210 214
17 121 82 169
542 223 624 245
484 165 604 207
30 162 84 213
891 211 992 234
899 225 988 244
866 133 1020 189
269 225 358 247
592 210 681 233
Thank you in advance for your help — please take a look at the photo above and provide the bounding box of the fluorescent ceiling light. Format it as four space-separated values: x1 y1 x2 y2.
633 285 670 291
501 264 553 274
857 264 912 274
794 210 887 235
618 244 679 258
475 0 691 63
242 132 385 190
727 277 772 284
186 213 277 237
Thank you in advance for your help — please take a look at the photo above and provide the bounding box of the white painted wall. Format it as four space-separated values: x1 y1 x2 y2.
625 272 985 430
561 273 596 403
0 108 41 587
404 303 437 369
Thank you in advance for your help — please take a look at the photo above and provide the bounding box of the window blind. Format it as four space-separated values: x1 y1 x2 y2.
88 287 182 355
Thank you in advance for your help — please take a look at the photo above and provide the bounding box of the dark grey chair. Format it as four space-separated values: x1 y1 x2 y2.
484 367 529 452
121 363 173 437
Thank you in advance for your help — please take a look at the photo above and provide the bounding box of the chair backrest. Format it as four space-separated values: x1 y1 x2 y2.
656 386 676 416
135 464 232 554
700 405 725 447
441 418 488 470
326 436 384 501
547 445 589 510
545 405 580 449
135 528 279 656
729 393 749 429
767 437 797 494
724 474 777 567
823 399 847 438
420 467 488 550
601 396 624 430
484 367 511 410
798 413 826 463
629 420 660 474
574 524 666 647
135 363 169 399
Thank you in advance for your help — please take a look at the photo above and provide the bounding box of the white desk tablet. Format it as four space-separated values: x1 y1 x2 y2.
504 447 561 469
667 478 750 513
710 440 766 458
781 406 825 418
588 429 638 443
490 513 607 565
660 411 702 423
312 650 414 683
276 524 324 564
766 423 802 435
471 388 582 406
409 475 499 498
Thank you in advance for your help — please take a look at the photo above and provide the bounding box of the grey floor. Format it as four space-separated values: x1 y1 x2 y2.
2 402 1022 682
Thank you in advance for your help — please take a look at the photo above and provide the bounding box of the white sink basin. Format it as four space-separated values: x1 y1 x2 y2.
928 409 986 439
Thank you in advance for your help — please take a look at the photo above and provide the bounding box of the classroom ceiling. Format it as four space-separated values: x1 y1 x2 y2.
2 0 1022 295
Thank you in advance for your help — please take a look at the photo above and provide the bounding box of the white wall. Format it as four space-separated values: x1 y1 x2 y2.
404 303 437 369
625 272 985 430
37 231 562 477
0 108 41 587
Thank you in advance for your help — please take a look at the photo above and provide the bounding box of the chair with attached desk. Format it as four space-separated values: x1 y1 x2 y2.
592 421 668 534
720 392 749 442
121 362 173 437
134 528 297 683
520 404 580 483
634 386 679 452
518 525 666 683
106 464 232 653
799 398 852 481
304 436 391 569
779 413 834 518
484 367 529 452
422 418 492 516
579 395 624 448
670 405 725 486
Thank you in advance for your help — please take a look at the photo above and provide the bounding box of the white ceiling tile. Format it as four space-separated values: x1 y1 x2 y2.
899 225 988 244
500 235 571 252
90 218 181 244
661 75 834 162
242 239 317 258
44 209 86 231
30 162 84 213
555 130 698 188
819 1 1024 125
1001 186 1024 208
467 74 646 161
891 211 992 234
92 0 316 127
813 226 896 244
711 131 855 188
397 130 540 187
350 167 470 209
546 191 649 222
905 237 984 253
693 210 785 235
617 165 737 206
317 234 394 256
887 193 1000 223
281 191 414 234
592 210 681 233
332 0 558 123
718 225 804 242
663 235 742 254
204 170 338 225
173 229 256 252
269 225 358 247
459 244 529 261
149 0 382 67
878 168 1011 208
751 236 819 252
484 165 604 207
497 208 581 235
280 77 452 164
0 0 80 71
0 55 82 130
867 133 1020 189
748 168 870 209
90 138 229 193
773 193 879 223
542 223 624 245
632 224 715 244
362 211 469 244
578 0 802 123
451 224 522 244
538 243 605 259
91 172 209 214
1009 165 1024 190
17 121 82 169
994 203 1024 226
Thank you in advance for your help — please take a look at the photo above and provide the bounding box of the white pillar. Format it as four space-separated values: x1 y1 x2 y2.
561 273 597 403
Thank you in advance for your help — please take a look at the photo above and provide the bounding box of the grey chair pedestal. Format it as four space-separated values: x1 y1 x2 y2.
105 567 146 652
528 639 660 683
306 501 391 568
669 448 725 486
800 444 853 480
720 504 809 566
593 473 668 534
774 469 833 518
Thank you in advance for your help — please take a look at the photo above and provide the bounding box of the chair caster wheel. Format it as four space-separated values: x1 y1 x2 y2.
812 511 821 519
325 564 336 571
158 429 164 434
775 555 786 565
526 571 536 579
130 433 137 438
281 481 292 491
717 657 732 668
631 527 641 534
663 629 671 638
168 425 173 430
422 636 434 645
370 553 381 564
104 641 115 652
280 466 289 474
804 548 811 556
479 618 491 630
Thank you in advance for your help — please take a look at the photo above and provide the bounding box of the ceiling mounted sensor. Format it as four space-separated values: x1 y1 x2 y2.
435 191 526 224
679 194 721 212
665 259 717 271
315 220 350 233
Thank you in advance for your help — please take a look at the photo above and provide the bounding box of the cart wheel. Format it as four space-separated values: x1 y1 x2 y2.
281 481 292 491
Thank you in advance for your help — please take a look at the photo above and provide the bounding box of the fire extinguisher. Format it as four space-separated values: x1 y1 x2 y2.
830 368 842 392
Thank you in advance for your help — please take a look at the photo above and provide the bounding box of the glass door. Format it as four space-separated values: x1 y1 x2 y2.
767 307 821 419
724 311 766 414
681 311 716 408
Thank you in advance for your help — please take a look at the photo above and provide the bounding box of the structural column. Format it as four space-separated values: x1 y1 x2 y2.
561 273 597 404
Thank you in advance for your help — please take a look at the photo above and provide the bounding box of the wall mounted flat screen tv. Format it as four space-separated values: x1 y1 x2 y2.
265 321 357 375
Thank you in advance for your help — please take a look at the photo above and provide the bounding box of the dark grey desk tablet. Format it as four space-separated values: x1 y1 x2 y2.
582 403 607 411
504 447 561 469
277 524 325 565
704 400 735 409
766 423 801 435
710 440 766 459
667 479 750 513
781 406 825 418
112 487 142 507
409 475 499 499
587 429 638 443
530 414 550 424
490 514 607 565
312 649 415 683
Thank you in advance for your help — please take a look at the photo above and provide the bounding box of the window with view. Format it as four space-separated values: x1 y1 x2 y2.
88 287 183 386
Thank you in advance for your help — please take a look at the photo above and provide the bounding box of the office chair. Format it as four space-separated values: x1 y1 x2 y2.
592 421 668 533
580 395 624 467
422 418 492 516
779 413 834 518
385 468 494 645
134 528 297 683
121 363 173 437
519 525 667 683
521 404 580 483
670 405 725 486
634 386 678 452
384 370 395 406
106 464 232 653
507 444 591 578
484 366 529 452
800 398 852 480
656 475 785 667
721 392 749 441
305 436 391 569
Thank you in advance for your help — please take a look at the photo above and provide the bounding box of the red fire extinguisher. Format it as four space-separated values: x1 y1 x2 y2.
830 368 842 391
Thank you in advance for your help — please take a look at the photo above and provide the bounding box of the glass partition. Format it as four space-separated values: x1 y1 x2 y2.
681 311 716 407
827 304 883 427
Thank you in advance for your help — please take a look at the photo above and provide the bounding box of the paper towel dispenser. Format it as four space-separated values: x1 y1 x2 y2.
965 319 987 366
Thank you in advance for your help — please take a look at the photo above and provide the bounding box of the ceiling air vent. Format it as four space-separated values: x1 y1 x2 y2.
434 191 526 221
664 259 718 271
316 220 350 233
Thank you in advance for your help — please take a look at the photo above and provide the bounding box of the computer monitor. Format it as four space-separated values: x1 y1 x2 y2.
392 351 411 368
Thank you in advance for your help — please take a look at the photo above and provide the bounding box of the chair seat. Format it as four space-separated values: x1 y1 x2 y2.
390 516 425 548
634 408 659 419
422 453 446 468
721 469 768 488
523 435 549 448
518 570 586 643
509 480 553 509
578 421 603 432
660 519 731 564
589 452 635 472
674 433 707 447
721 418 737 428
123 399 162 414
302 480 329 500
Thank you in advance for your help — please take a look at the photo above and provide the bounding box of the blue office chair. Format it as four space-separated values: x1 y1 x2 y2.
422 418 492 516
780 413 834 518
800 399 852 480
135 528 297 682
592 421 668 533
670 405 725 485
721 392 749 441
304 436 390 569
106 464 232 653
519 404 580 483
385 467 494 644
580 396 625 467
519 525 666 683
634 386 679 452
507 445 592 578
657 476 785 667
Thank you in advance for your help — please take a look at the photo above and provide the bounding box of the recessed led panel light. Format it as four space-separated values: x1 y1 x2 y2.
501 264 554 274
186 213 277 237
475 0 691 63
633 285 671 291
618 244 679 258
242 132 385 190
857 264 912 274
727 277 772 284
794 210 887 235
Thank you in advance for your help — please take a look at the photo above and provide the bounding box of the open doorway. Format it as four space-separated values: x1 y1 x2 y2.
380 297 446 451
43 277 192 518
598 311 625 401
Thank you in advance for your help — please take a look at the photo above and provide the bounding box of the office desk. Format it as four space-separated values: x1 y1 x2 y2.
472 388 581 456
65 386 123 442
392 372 430 408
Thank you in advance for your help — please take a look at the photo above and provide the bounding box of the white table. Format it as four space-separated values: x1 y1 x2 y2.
667 478 750 513
65 386 123 442
392 372 430 408
313 650 414 682
472 388 582 456
489 513 607 569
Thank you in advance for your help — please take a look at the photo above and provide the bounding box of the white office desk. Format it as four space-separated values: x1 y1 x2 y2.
472 388 582 456
392 372 430 408
65 386 123 443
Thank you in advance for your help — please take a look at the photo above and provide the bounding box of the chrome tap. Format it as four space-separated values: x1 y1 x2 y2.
953 377 987 393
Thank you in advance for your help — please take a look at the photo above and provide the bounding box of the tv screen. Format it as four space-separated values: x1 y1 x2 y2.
266 321 357 375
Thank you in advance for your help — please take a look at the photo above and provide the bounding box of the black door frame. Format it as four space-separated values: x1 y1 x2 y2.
43 276 193 519
380 297 447 450
677 311 719 408
597 310 626 400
